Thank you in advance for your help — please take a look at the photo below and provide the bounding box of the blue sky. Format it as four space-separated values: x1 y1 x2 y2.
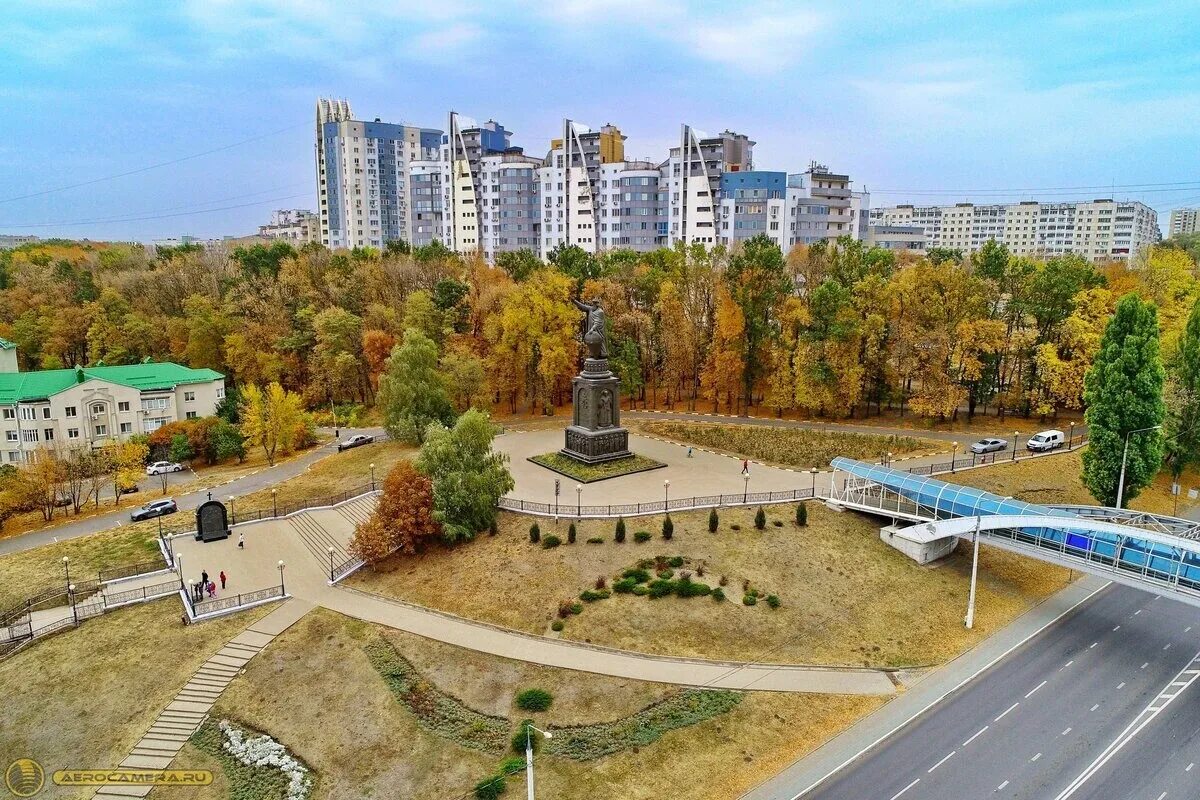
1 0 1198 242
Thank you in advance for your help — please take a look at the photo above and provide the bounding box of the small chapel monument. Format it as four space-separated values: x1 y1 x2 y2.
560 298 633 464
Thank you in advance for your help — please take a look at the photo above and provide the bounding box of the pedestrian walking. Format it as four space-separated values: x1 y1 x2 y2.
741 459 749 475
687 447 693 458
201 570 209 589
238 532 244 549
206 581 216 598
219 570 227 590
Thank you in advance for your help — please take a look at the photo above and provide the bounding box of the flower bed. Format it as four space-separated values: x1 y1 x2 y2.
191 719 312 800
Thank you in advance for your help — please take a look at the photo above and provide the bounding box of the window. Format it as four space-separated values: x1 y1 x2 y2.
4 431 15 442
1 408 13 420
67 428 79 440
44 429 54 441
42 407 50 419
65 406 77 418
141 397 169 412
7 451 19 462
118 401 130 412
21 429 38 443
120 422 133 434
91 403 105 416
184 391 196 403
186 411 198 420
94 424 107 437
20 407 35 421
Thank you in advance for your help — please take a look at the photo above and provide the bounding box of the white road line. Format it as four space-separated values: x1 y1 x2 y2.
1142 662 1150 669
889 779 919 800
1090 642 1098 649
1155 792 1166 800
1113 625 1121 631
928 751 955 773
1118 682 1126 689
1187 763 1194 772
1064 660 1075 669
1187 626 1193 633
1062 727 1072 736
995 702 1020 721
963 726 989 747
1031 752 1042 762
1135 609 1143 615
998 780 1010 791
1090 704 1099 712
1054 649 1200 800
1026 680 1048 698
1165 643 1173 651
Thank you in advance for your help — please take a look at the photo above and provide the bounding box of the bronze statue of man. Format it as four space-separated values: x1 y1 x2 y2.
572 298 609 359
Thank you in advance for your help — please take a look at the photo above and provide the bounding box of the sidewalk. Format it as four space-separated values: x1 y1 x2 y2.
739 574 1109 800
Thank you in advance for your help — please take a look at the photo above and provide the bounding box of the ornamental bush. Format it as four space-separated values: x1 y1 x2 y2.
648 579 675 598
580 588 611 602
489 518 499 536
708 508 719 532
662 514 674 540
668 556 684 568
657 568 673 579
551 619 564 632
615 518 626 543
631 584 650 596
542 534 561 549
567 523 577 544
586 536 604 544
766 594 781 609
743 593 758 606
622 568 650 583
754 507 766 530
613 577 638 593
529 523 540 544
474 774 506 799
712 588 726 602
515 688 554 712
676 578 712 598
511 720 540 755
797 502 807 527
634 531 652 543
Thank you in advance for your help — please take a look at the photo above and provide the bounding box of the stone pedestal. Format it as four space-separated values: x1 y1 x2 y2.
560 360 632 464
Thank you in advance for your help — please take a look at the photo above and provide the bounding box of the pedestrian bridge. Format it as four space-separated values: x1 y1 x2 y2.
827 458 1200 609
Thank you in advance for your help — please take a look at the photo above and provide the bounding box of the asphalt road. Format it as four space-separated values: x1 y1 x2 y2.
0 428 387 557
806 585 1200 800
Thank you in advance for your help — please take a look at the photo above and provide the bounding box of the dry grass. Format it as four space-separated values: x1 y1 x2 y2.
158 608 885 800
0 600 266 800
638 421 942 470
350 499 1069 669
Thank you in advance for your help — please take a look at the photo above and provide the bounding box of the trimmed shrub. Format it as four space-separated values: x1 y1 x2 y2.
657 568 674 579
743 593 758 606
766 594 781 609
516 688 554 712
567 523 577 544
754 507 766 530
648 579 676 598
586 536 604 544
542 534 561 549
634 530 652 543
772 520 783 527
797 502 808 527
498 757 526 776
529 523 541 544
580 589 611 602
712 587 726 602
708 508 719 532
668 556 684 568
677 579 712 598
636 558 654 569
475 775 506 799
631 584 650 596
622 568 650 583
662 514 674 540
613 577 638 593
615 518 626 543
489 519 499 537
570 602 584 614
512 720 541 755
731 524 741 531
551 619 565 632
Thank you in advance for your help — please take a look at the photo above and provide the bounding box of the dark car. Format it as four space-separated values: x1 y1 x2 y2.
337 434 374 452
119 484 141 495
131 498 177 521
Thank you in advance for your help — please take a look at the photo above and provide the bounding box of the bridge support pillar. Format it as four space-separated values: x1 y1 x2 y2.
879 523 957 565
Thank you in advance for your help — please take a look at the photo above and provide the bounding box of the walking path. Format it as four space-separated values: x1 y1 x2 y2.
93 598 313 798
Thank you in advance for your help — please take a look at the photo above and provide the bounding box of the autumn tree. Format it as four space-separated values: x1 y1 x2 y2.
1082 294 1166 507
1165 298 1200 482
701 285 746 412
103 439 149 506
724 235 791 406
378 329 454 443
240 382 306 466
350 460 440 565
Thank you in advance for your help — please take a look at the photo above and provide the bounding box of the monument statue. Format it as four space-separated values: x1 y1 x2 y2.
560 298 631 464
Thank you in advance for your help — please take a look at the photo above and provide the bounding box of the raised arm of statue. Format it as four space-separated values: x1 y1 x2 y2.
572 298 596 313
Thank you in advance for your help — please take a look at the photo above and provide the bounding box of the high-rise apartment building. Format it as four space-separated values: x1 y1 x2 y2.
869 199 1160 262
315 98 441 249
1169 208 1199 237
539 120 626 256
668 126 754 247
442 113 515 254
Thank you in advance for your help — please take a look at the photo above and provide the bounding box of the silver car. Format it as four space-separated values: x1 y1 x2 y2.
969 438 1008 454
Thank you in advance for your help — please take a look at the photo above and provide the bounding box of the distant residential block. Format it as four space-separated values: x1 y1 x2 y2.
1169 208 1199 237
258 209 318 242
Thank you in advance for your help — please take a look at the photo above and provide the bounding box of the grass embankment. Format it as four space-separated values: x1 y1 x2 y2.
350 498 1069 669
637 421 942 470
0 600 267 799
529 452 666 483
158 609 884 800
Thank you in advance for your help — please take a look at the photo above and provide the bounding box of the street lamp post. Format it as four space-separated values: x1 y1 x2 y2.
886 452 893 468
576 484 582 518
329 546 336 582
62 556 71 593
1012 431 1020 462
278 560 286 595
68 584 77 625
229 495 236 525
176 554 184 592
1116 425 1163 509
663 479 670 508
370 463 376 492
743 473 750 504
1068 422 1076 450
810 467 818 495
951 442 959 474
272 488 278 518
524 723 553 800
554 479 560 521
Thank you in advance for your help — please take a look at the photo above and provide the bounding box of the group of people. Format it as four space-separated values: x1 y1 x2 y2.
193 569 228 600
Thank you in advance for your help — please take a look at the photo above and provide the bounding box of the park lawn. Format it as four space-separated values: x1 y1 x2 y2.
156 608 884 800
350 497 1071 669
636 420 944 471
0 522 163 611
529 451 666 483
0 599 267 800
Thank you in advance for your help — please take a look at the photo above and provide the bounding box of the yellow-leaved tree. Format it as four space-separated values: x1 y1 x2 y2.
240 382 305 465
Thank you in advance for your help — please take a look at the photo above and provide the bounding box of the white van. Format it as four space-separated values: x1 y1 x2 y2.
1026 429 1065 452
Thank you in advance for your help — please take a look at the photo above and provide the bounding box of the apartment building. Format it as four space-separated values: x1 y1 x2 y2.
0 344 226 463
257 209 318 243
866 224 927 252
870 200 1160 262
668 126 754 247
539 120 626 257
315 98 442 249
1169 208 1199 237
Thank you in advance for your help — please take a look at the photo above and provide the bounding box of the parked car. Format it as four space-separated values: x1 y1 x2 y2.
969 438 1008 454
1026 429 1065 452
118 484 140 495
337 434 374 452
146 461 184 476
130 498 177 521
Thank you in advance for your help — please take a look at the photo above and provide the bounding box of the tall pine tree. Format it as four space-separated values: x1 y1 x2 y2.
1081 293 1166 507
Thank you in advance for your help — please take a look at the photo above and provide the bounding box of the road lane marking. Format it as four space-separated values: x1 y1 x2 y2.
1113 625 1121 631
1090 704 1099 711
1135 609 1143 615
1090 642 1098 649
890 778 920 800
996 702 1020 721
1187 763 1194 772
1155 793 1166 800
1054 649 1200 800
1165 643 1173 651
1031 753 1042 762
1062 727 1072 736
928 751 955 773
1187 626 1193 633
1143 662 1150 669
1063 660 1075 669
1026 680 1047 698
998 780 1010 791
1117 682 1126 689
963 726 989 747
